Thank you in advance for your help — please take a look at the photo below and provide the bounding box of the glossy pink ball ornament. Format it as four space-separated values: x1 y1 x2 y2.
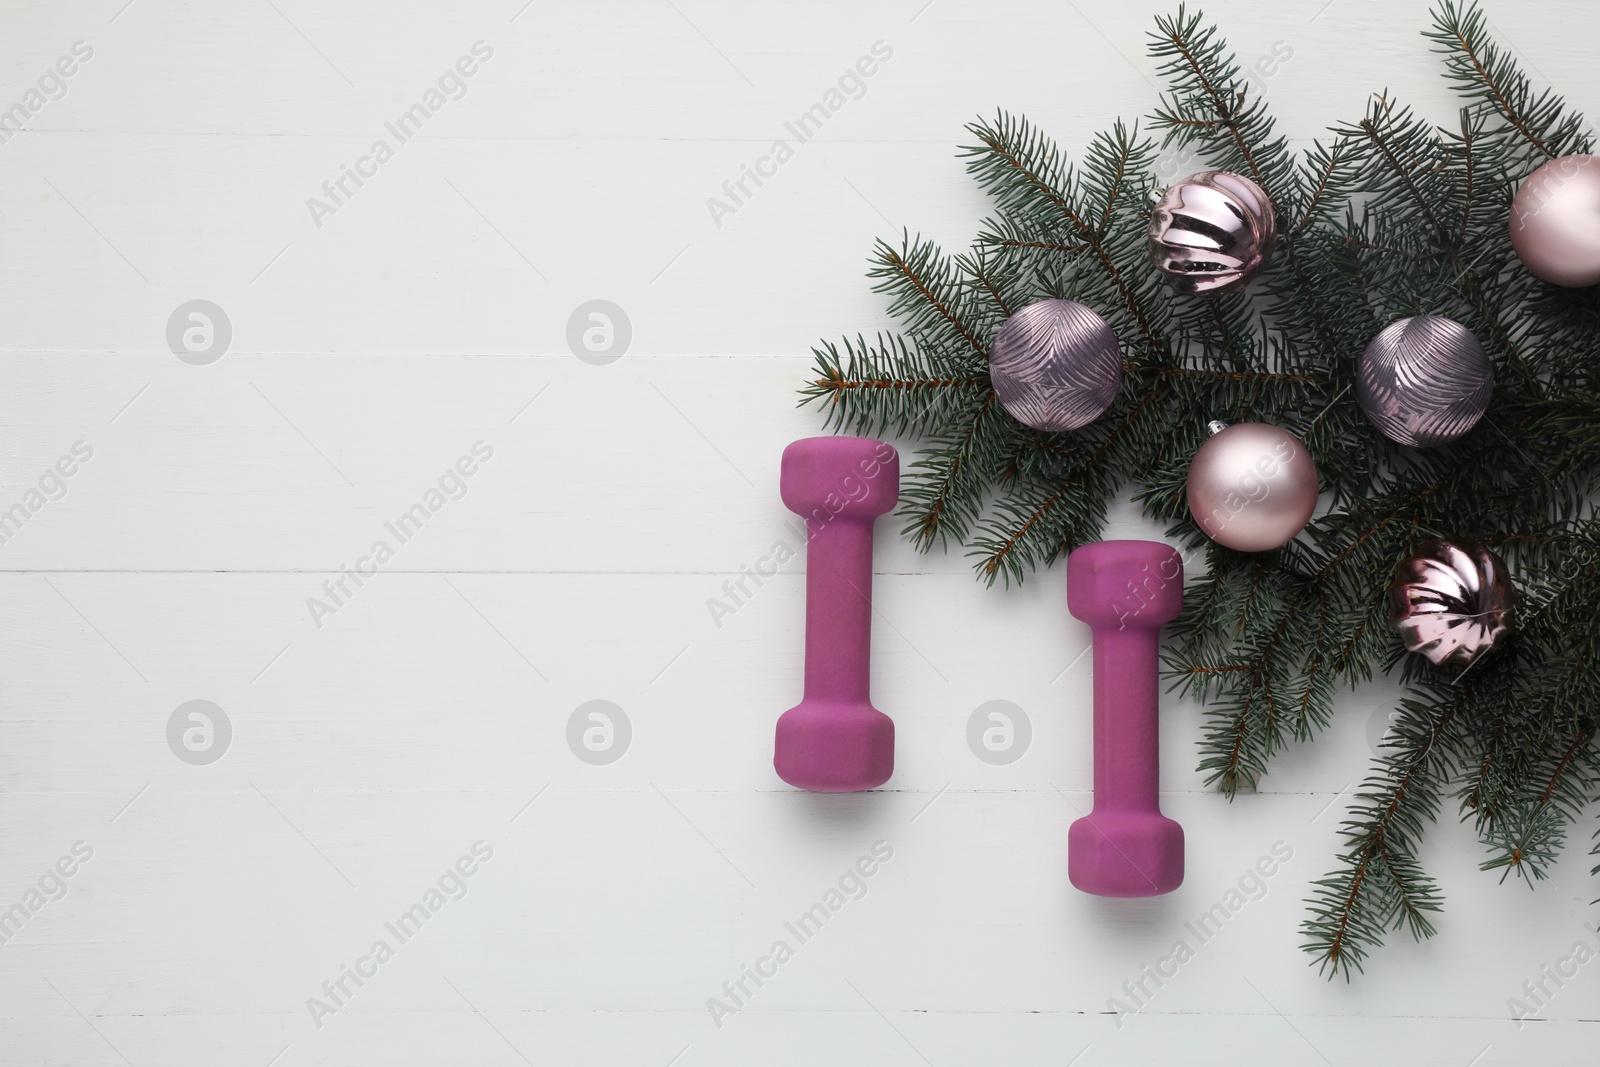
774 437 899 791
1149 170 1277 294
1186 421 1319 552
1510 154 1600 287
1067 540 1185 897
1388 538 1517 668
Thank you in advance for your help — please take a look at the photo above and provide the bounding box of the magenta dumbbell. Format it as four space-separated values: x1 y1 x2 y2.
774 437 899 792
1066 540 1185 896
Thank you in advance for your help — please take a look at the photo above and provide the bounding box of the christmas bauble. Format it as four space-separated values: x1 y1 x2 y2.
1148 171 1277 294
1510 154 1600 287
1387 538 1516 667
1186 421 1318 551
987 299 1122 431
1356 316 1493 447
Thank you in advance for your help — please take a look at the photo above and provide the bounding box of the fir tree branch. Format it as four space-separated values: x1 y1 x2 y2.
1154 365 1318 385
1537 719 1598 808
964 115 1168 357
1437 9 1556 158
1426 0 1591 162
1304 686 1464 978
799 334 989 438
870 236 990 359
901 391 1002 551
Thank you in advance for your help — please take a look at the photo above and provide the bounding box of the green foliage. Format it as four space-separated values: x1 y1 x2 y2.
801 1 1600 977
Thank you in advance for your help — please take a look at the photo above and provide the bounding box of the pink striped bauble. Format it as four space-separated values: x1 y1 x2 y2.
987 299 1123 432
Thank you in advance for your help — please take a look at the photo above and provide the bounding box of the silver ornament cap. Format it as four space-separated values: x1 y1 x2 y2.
1149 170 1277 294
1186 422 1318 552
988 299 1122 431
1356 315 1492 447
1387 538 1516 667
1510 154 1600 287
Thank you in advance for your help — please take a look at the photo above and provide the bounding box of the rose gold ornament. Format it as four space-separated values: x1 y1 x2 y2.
1387 539 1517 667
1148 171 1277 294
1510 154 1600 287
1185 421 1319 552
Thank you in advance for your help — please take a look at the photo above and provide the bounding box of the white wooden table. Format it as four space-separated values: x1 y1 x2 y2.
0 1 1594 1063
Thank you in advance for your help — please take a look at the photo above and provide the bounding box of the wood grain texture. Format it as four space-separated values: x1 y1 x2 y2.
0 1 1595 1064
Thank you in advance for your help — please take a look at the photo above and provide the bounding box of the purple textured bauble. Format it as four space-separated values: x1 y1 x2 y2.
1388 539 1516 667
988 299 1122 431
1149 170 1277 294
1186 422 1318 552
1510 154 1600 287
1356 316 1493 447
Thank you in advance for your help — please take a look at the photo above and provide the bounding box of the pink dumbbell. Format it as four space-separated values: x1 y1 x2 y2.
774 436 899 792
1066 540 1185 896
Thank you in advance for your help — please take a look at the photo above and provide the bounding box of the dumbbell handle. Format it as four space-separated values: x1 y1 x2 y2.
1090 626 1162 811
803 516 874 702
